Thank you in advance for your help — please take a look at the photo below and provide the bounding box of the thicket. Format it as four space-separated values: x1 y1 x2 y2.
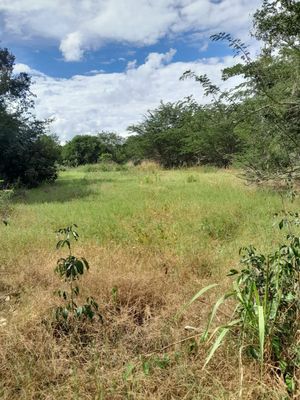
0 48 60 188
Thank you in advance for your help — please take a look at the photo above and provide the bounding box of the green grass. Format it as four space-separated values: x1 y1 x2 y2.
0 166 295 399
3 166 285 256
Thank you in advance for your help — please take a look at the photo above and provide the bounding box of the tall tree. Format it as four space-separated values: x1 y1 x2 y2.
0 47 60 187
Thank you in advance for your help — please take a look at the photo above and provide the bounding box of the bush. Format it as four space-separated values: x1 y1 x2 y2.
189 193 300 394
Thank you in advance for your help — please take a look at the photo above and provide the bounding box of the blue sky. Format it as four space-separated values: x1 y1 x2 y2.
8 35 231 78
0 0 261 141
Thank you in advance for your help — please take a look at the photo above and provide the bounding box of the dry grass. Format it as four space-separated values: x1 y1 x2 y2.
0 166 295 399
136 160 161 173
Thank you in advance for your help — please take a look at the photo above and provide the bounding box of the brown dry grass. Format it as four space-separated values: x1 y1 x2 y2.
0 244 288 399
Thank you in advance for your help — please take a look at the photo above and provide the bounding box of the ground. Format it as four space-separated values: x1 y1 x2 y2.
0 164 295 399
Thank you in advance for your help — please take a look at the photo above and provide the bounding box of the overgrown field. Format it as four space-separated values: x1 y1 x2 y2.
0 165 297 399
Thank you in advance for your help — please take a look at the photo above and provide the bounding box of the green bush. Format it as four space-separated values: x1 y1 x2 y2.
189 196 300 394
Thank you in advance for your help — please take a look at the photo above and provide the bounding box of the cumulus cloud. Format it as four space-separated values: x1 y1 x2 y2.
0 0 261 61
14 50 242 142
59 32 84 62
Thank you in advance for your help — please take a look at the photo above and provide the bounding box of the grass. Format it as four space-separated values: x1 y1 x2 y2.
0 165 296 399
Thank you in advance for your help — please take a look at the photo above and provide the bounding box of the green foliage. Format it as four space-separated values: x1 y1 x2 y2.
62 131 125 167
181 0 300 182
54 224 101 323
188 189 300 394
0 47 60 187
186 175 197 183
127 99 242 168
62 135 103 166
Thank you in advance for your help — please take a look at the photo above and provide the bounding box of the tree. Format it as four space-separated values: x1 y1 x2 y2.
0 47 60 187
181 0 300 181
126 98 243 168
62 135 102 166
97 131 125 163
127 99 199 167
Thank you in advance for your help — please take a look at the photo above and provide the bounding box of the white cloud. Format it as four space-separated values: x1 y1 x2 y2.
14 50 242 142
59 32 84 62
0 0 261 61
14 63 45 76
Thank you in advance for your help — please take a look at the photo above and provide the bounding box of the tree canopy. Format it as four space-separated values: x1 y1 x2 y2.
0 47 60 187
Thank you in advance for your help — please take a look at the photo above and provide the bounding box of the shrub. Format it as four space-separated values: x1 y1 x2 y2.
187 190 300 394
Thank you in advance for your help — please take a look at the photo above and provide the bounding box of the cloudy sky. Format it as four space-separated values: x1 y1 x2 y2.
0 0 261 142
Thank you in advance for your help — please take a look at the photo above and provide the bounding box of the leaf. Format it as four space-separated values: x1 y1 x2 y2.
227 269 239 276
176 283 218 319
279 219 284 230
75 260 84 274
203 326 230 368
257 305 265 366
81 257 89 270
62 308 69 320
73 286 79 296
76 306 83 317
285 374 295 393
203 319 240 368
202 294 228 341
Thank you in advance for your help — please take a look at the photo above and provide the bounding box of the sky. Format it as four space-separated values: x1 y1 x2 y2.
0 0 261 142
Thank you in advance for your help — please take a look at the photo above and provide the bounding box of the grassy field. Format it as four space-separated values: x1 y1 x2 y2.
0 164 296 399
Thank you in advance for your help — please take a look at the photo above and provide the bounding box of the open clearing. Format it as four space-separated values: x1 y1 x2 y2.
0 166 295 399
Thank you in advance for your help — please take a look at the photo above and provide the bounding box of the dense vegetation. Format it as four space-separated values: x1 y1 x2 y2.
126 0 300 178
0 49 60 187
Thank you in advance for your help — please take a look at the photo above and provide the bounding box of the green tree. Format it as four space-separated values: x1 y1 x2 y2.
62 135 103 166
181 0 300 181
127 98 242 168
127 99 199 167
97 131 125 163
0 47 60 187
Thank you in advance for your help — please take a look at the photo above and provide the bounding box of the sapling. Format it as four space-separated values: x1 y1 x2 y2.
54 224 100 322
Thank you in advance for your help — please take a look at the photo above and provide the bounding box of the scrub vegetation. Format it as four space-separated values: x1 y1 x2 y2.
1 165 299 399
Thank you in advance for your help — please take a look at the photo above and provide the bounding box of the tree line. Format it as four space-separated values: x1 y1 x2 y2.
0 0 299 187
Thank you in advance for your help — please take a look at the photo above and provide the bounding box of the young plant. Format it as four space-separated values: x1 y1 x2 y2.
54 224 100 322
